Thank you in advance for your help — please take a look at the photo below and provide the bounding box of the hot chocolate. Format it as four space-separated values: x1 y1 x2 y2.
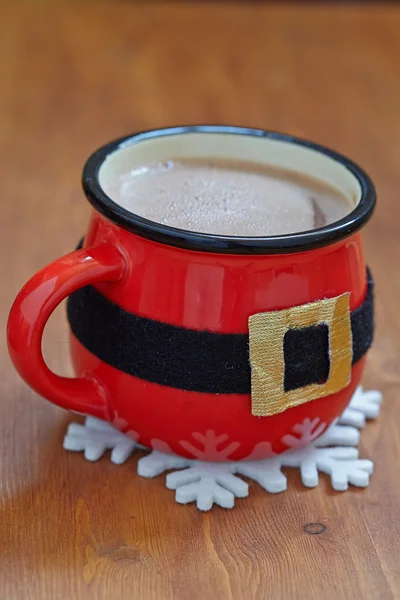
103 158 353 236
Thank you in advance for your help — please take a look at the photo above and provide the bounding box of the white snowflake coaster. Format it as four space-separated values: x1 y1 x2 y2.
63 386 382 511
63 416 139 464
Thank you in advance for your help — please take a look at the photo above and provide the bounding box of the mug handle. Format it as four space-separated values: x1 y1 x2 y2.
7 242 127 420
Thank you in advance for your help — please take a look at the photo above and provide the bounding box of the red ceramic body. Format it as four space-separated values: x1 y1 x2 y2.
7 127 375 461
73 215 367 459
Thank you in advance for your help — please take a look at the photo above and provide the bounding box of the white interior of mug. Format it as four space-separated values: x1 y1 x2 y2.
99 132 362 208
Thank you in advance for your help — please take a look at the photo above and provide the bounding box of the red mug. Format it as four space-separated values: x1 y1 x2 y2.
7 126 375 461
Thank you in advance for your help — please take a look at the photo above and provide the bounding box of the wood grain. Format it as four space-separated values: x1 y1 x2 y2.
1 2 400 599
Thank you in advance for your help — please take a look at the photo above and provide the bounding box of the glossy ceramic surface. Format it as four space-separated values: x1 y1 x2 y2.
7 127 375 460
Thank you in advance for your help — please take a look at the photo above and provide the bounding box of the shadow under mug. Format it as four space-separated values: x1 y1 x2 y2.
7 126 376 461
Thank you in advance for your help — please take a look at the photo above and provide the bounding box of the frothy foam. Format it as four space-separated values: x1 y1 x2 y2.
103 159 353 236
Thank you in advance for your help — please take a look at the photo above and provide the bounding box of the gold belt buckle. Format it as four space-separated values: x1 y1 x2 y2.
249 293 352 417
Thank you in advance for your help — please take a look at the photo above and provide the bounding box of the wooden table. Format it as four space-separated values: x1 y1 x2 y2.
1 2 399 598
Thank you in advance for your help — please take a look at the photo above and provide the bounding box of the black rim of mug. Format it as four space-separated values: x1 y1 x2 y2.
82 126 376 255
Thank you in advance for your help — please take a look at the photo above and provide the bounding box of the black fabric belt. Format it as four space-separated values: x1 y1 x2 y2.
67 270 374 395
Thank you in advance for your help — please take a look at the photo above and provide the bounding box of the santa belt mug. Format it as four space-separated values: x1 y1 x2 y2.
7 126 376 461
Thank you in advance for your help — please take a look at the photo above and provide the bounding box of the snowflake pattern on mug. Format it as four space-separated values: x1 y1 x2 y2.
64 386 382 510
